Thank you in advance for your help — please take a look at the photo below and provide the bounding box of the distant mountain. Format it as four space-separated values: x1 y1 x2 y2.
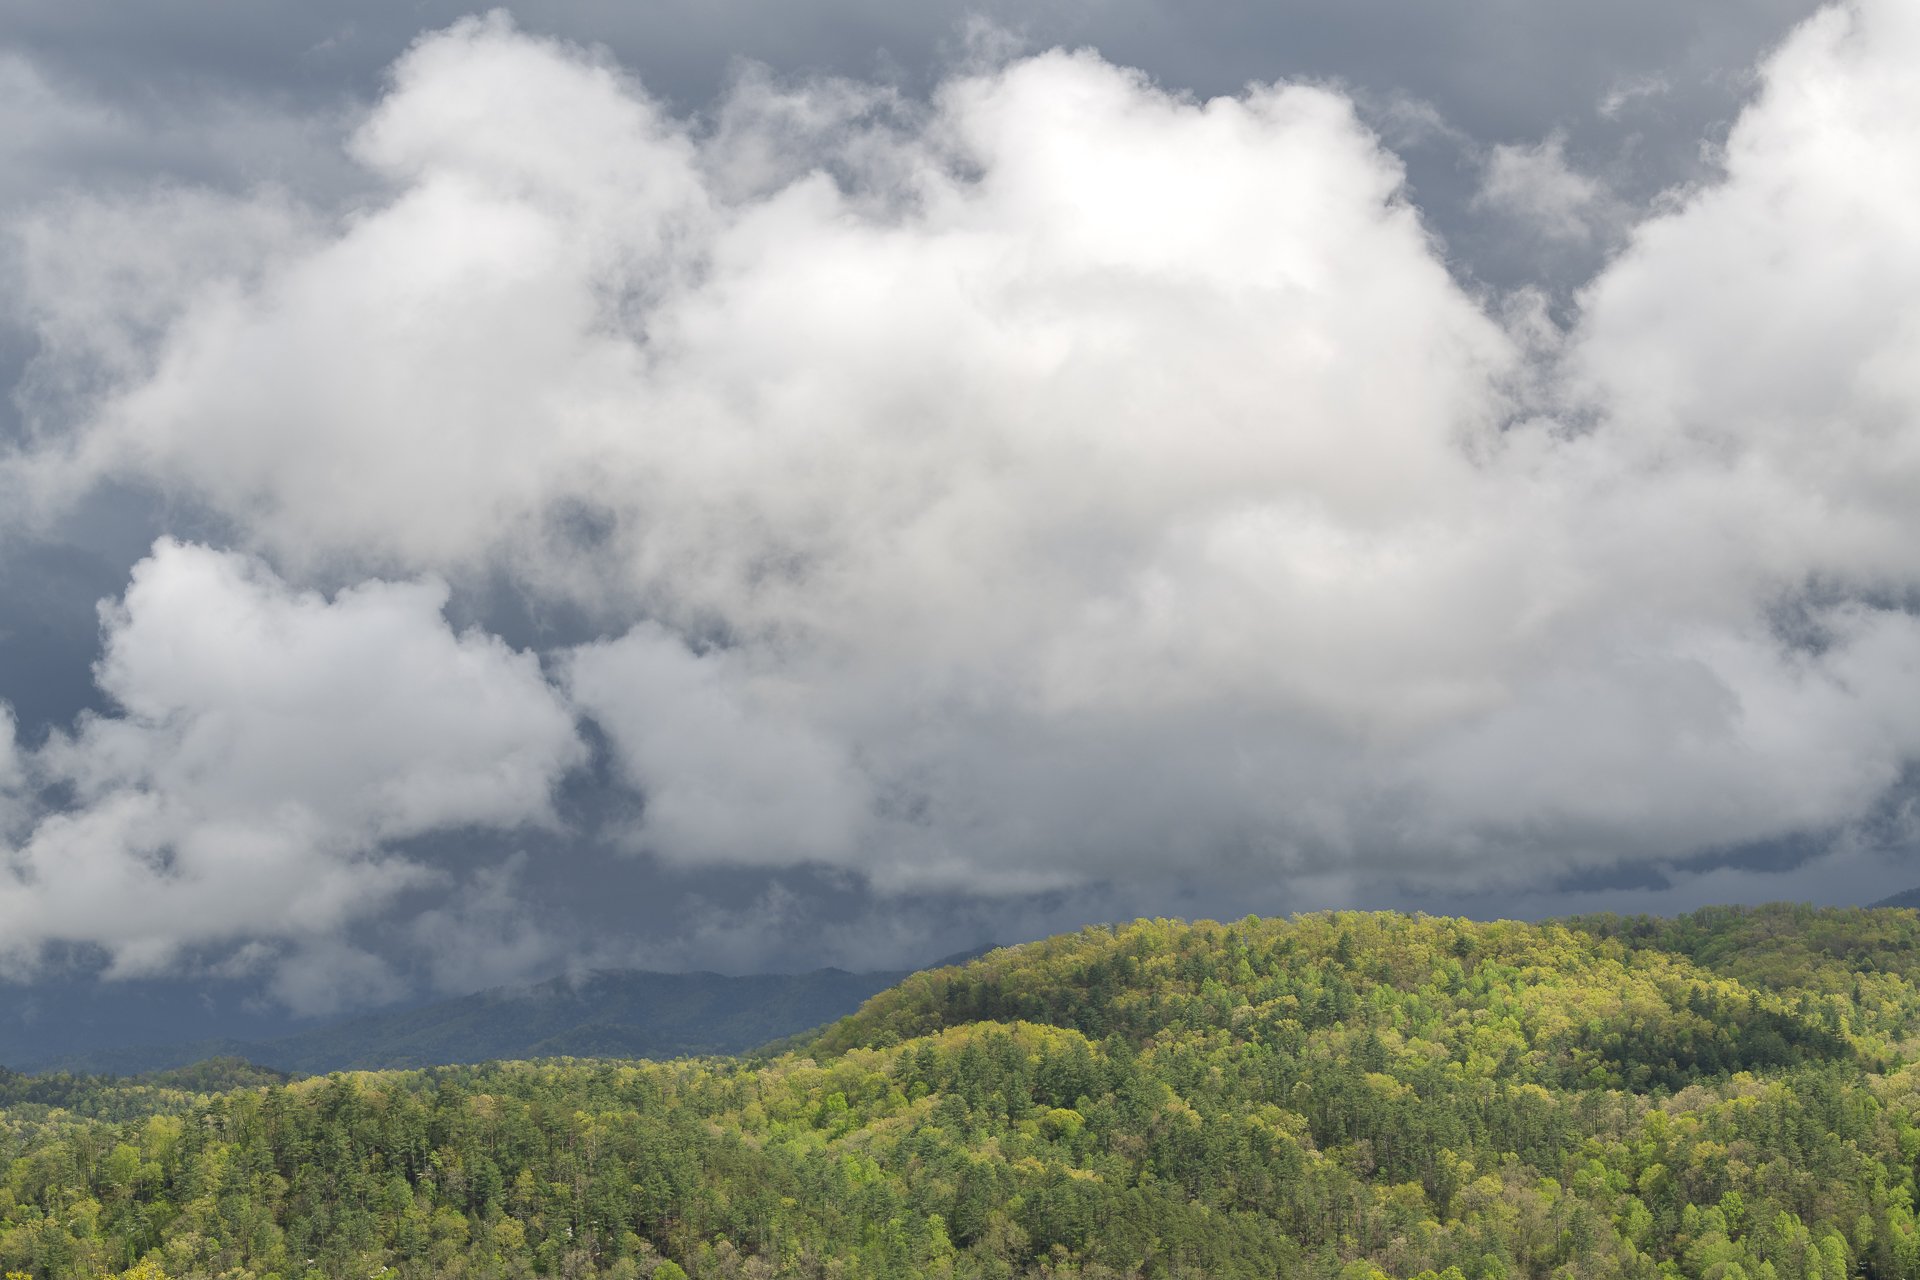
1873 887 1920 909
6 950 994 1076
239 967 910 1074
0 974 335 1073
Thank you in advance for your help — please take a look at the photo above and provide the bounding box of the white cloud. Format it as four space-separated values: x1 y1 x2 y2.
567 626 867 871
1598 74 1671 120
1474 131 1613 243
265 938 409 1017
407 855 567 995
1570 0 1920 599
3 3 1919 928
8 188 313 462
1401 606 1920 864
0 539 584 999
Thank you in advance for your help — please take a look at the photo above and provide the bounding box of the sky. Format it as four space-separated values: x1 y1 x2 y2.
3 0 1919 1015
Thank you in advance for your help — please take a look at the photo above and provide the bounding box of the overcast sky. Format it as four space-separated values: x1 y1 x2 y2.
4 0 1918 1014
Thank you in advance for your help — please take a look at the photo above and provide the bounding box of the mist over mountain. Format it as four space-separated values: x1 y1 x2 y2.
0 971 340 1072
3 956 992 1076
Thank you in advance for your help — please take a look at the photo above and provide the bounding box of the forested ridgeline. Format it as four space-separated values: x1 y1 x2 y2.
7 907 1920 1280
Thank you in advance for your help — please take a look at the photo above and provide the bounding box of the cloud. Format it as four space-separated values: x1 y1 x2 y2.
6 187 313 468
0 53 125 195
567 626 868 872
263 938 410 1017
2 1 1918 965
0 44 362 212
0 49 364 453
1399 606 1920 863
0 706 26 835
1473 131 1617 243
1570 0 1920 596
1598 73 1671 119
406 855 567 995
0 539 584 998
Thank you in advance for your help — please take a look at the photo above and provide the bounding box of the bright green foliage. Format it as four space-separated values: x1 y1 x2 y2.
6 906 1920 1279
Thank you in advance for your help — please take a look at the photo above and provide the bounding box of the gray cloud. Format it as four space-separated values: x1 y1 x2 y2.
1473 132 1622 245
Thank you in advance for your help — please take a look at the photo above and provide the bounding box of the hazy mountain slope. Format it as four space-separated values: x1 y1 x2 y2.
15 967 916 1075
0 974 333 1072
247 966 913 1072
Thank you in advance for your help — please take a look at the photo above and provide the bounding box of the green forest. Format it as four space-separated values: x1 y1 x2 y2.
8 906 1920 1280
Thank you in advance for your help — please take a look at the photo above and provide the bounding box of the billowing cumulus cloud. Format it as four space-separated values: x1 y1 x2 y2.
2 1 1919 990
0 539 584 998
1571 0 1920 590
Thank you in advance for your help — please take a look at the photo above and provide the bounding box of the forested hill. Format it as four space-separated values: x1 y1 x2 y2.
805 907 1901 1082
7 907 1920 1280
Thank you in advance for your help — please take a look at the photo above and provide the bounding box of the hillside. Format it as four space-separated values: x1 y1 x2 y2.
5 907 1920 1279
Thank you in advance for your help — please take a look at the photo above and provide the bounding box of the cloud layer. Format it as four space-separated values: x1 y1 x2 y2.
3 1 1920 991
0 539 582 997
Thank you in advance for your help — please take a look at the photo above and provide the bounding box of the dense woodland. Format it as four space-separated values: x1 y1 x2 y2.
8 906 1920 1279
